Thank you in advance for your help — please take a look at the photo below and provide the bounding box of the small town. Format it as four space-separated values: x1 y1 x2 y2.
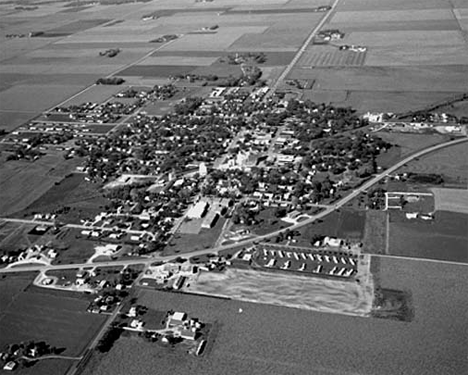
0 0 467 374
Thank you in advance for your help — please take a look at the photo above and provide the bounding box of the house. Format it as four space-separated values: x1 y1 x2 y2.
180 328 197 341
406 212 418 219
169 311 186 327
323 237 342 247
3 361 17 371
128 306 137 317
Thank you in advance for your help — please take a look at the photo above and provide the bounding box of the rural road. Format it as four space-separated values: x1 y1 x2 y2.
269 0 342 94
1 136 466 275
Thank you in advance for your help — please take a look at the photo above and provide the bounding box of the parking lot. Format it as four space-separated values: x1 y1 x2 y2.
252 244 359 280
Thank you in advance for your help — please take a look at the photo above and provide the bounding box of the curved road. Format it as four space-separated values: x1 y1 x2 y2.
1 136 466 275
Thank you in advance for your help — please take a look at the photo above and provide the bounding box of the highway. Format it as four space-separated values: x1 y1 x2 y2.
1 136 466 275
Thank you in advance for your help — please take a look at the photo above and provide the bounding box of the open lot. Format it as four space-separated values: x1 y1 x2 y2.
81 256 468 375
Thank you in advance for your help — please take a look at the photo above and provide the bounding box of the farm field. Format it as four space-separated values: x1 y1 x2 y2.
389 211 468 263
286 0 468 112
0 155 67 216
0 111 37 132
81 256 467 375
0 277 106 375
431 188 468 214
375 132 450 167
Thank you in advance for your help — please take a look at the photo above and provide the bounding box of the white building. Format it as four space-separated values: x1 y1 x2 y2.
187 201 208 219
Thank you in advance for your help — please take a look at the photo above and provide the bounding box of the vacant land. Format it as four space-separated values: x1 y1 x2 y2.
389 211 468 262
431 188 468 214
82 256 467 375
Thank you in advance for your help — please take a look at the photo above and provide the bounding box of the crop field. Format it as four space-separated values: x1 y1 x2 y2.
82 257 467 375
58 84 125 107
298 48 367 67
0 111 37 132
398 142 468 185
139 55 219 66
347 90 462 114
376 132 448 159
0 157 65 216
431 188 468 214
0 283 106 374
331 9 455 23
119 65 198 77
366 45 468 66
152 50 295 66
0 221 38 253
389 211 468 262
0 84 84 112
328 19 461 33
345 30 465 49
289 66 468 93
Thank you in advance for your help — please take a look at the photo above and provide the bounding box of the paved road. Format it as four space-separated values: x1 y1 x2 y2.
268 0 342 95
1 136 466 274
